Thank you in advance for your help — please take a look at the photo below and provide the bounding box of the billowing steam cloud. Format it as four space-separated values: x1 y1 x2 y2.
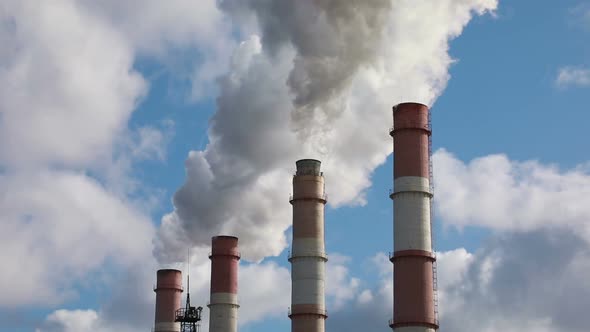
220 0 391 135
155 0 498 263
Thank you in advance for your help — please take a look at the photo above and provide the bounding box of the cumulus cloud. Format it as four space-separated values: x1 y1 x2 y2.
326 252 392 331
38 310 100 332
0 1 146 169
0 0 181 313
156 0 499 263
324 254 362 311
78 0 236 99
325 148 590 331
38 306 159 332
556 66 590 87
239 261 291 324
431 151 590 331
325 230 590 332
0 0 228 324
0 171 154 307
433 149 590 239
439 230 590 332
36 257 292 332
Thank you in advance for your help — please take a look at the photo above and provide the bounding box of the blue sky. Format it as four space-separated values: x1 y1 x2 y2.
1 1 589 332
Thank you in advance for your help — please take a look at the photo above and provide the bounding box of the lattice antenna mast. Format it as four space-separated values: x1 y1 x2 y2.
186 249 191 309
175 248 202 332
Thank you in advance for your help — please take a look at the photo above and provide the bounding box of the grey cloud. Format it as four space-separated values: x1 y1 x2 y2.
154 38 297 262
326 229 590 332
220 0 391 134
441 230 590 332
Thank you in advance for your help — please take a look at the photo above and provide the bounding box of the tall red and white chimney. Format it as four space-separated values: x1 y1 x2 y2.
154 269 183 332
389 102 438 331
208 235 240 332
289 159 328 332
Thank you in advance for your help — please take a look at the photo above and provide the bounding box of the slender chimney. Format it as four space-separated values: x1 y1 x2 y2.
289 159 327 332
154 269 183 332
208 236 240 332
389 103 438 331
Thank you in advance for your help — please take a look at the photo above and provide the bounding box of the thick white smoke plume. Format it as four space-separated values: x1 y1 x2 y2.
221 0 392 135
155 0 498 263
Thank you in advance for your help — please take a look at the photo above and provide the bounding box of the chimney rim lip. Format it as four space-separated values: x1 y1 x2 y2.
296 158 321 164
156 268 181 273
212 235 238 241
393 102 430 110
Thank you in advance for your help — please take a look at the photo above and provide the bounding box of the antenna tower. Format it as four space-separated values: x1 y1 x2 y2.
175 250 203 332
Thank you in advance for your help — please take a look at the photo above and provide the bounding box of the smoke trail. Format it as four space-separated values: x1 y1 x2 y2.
220 0 391 137
155 0 498 263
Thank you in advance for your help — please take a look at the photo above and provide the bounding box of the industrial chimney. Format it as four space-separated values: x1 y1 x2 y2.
289 159 328 332
208 235 240 332
154 269 183 332
389 102 438 331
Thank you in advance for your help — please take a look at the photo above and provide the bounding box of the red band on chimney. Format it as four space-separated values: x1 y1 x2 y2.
393 256 438 328
391 103 431 179
154 269 183 324
210 236 240 294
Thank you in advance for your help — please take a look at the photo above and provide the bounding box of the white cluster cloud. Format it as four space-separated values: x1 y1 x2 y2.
429 150 590 331
0 171 154 307
322 146 590 331
438 230 590 332
37 257 292 332
433 149 590 240
556 66 590 87
38 310 100 332
0 1 146 169
239 261 291 324
77 0 235 99
0 0 231 330
324 230 590 332
325 254 361 310
0 0 187 313
0 0 156 330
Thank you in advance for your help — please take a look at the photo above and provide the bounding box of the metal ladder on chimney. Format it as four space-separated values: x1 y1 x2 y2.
428 112 439 327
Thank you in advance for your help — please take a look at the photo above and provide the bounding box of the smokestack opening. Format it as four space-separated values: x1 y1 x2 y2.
212 235 238 240
295 159 322 176
154 269 183 332
209 235 240 332
210 236 240 258
393 102 430 112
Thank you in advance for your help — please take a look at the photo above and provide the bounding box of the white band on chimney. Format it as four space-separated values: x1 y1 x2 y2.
291 258 326 306
209 292 239 306
153 322 180 332
394 190 432 252
393 176 431 195
394 327 436 332
291 238 326 257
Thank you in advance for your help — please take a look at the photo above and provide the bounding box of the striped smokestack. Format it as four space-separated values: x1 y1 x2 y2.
154 269 183 332
389 102 438 331
289 159 328 332
208 235 240 332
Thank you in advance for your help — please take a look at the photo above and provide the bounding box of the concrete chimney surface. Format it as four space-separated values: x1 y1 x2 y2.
154 269 183 332
390 102 438 332
209 235 240 332
289 159 327 332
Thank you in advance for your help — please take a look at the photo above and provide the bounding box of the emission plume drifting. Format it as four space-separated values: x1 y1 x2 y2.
155 0 498 263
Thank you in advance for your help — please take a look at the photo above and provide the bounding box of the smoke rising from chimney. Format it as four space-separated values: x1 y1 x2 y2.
154 0 498 263
219 0 391 138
